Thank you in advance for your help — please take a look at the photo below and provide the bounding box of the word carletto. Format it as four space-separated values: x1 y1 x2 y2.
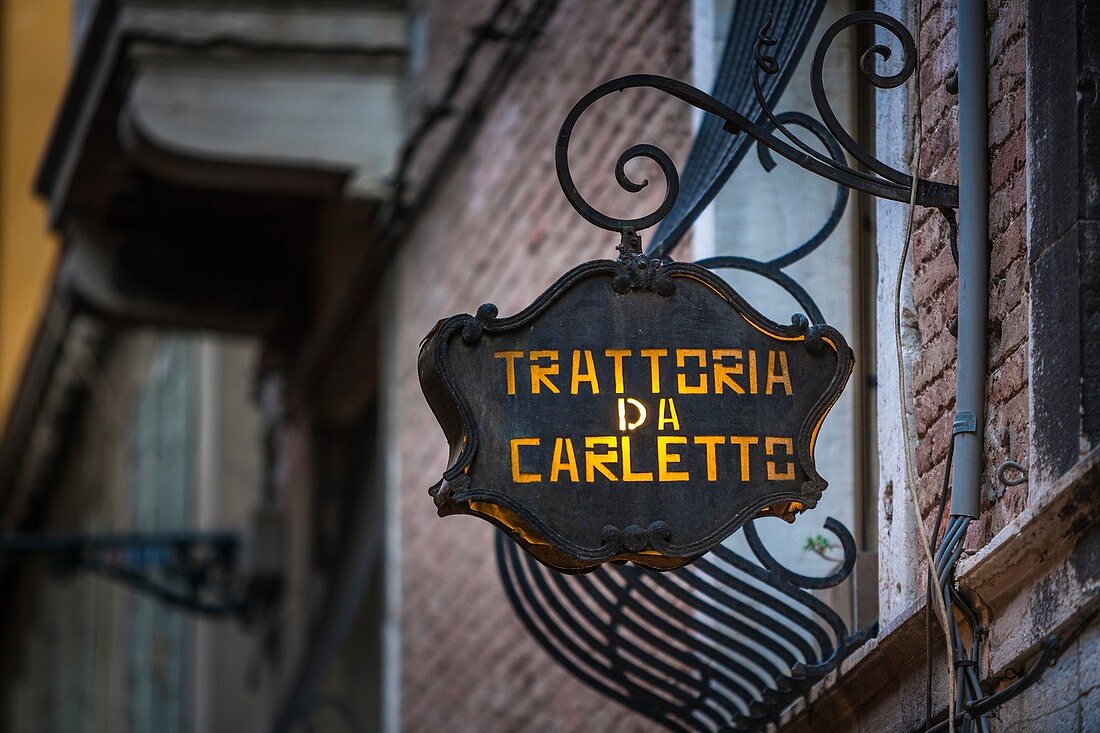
508 434 797 485
492 347 795 397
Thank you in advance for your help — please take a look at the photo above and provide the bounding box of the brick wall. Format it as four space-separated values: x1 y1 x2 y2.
910 0 1028 549
389 2 690 731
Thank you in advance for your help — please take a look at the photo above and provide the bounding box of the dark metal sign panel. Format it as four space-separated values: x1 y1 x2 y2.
419 255 852 572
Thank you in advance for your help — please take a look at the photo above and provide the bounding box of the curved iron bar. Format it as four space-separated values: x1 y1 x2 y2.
572 572 745 722
661 556 822 662
554 15 957 249
499 516 872 732
695 256 826 325
754 112 849 269
496 534 701 732
744 517 855 591
752 14 912 193
810 11 917 187
613 569 794 689
581 574 758 719
527 552 727 721
751 19 880 192
691 109 849 328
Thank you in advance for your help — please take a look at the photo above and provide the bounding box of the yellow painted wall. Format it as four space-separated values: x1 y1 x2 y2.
0 0 70 432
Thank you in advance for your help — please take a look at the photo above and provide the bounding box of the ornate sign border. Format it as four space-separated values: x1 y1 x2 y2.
419 253 853 572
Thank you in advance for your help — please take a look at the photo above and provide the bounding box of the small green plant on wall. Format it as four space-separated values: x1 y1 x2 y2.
803 533 843 567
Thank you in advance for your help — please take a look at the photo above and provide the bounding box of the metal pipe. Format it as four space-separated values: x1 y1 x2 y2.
950 0 989 519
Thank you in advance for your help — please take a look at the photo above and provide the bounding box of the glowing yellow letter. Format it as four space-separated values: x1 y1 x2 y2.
676 349 708 394
571 349 600 394
712 349 745 395
510 438 542 483
728 436 759 482
640 349 668 394
657 436 689 481
765 437 795 480
657 398 681 431
550 438 579 482
620 436 654 482
693 436 726 481
529 350 560 394
494 351 523 395
585 436 619 482
605 349 632 394
765 350 793 396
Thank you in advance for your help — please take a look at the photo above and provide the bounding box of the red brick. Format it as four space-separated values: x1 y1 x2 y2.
989 255 1028 320
996 301 1029 365
922 0 947 24
989 88 1026 150
991 127 1026 191
914 209 950 264
920 83 959 141
916 371 956 440
916 291 957 353
988 0 1025 58
989 345 1027 404
990 211 1026 277
990 170 1026 236
915 329 958 393
915 244 957 307
989 32 1026 101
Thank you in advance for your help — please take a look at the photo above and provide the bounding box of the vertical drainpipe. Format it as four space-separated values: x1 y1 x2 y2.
950 0 989 519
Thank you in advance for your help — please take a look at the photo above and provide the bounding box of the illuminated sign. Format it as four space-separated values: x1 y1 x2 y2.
419 255 852 572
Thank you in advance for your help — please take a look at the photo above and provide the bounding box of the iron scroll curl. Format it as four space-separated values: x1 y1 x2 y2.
553 12 958 243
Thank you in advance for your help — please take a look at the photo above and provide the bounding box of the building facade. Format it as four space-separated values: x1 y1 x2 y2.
0 1 1097 732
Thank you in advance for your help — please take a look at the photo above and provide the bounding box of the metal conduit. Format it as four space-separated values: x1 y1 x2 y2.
950 0 990 519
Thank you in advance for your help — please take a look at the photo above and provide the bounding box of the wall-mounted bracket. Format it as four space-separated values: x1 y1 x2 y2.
0 530 250 622
555 11 959 257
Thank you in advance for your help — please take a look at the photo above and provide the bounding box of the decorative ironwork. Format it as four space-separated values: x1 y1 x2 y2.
498 8 966 731
554 12 957 251
499 518 874 732
0 531 249 621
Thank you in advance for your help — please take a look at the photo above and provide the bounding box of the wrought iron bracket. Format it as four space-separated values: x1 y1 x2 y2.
555 11 959 251
0 530 250 622
498 9 963 732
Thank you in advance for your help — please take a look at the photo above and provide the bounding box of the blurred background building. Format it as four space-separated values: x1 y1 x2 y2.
0 1 1097 732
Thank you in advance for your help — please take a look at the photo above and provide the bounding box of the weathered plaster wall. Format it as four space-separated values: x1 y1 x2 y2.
0 333 263 732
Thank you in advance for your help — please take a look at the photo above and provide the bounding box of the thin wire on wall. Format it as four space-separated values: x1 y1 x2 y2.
891 5 958 731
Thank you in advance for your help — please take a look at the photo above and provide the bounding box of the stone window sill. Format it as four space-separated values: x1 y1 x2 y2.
775 446 1100 728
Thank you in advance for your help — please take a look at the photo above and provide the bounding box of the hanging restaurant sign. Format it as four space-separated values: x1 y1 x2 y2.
418 73 864 573
419 252 852 572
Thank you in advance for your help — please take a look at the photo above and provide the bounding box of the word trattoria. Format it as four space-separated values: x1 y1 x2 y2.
493 347 795 397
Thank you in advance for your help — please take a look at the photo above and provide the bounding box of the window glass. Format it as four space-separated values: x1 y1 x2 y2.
693 0 874 623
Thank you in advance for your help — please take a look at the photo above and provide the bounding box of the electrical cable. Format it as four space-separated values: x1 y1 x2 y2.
926 431 956 723
932 512 992 733
893 4 957 730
